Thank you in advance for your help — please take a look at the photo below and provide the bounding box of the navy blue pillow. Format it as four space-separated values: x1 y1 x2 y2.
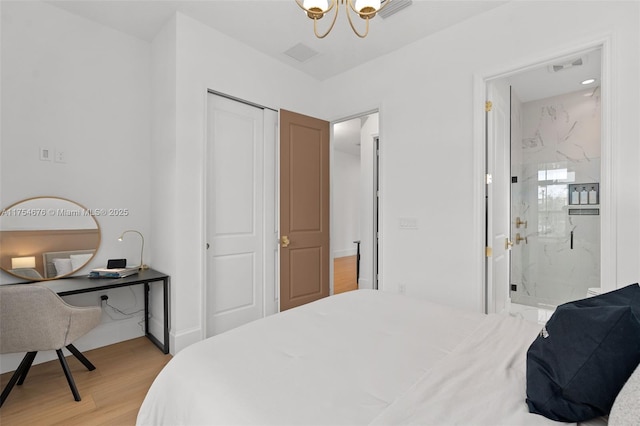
526 283 640 422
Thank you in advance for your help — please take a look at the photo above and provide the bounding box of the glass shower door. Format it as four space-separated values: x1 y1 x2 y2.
510 88 601 310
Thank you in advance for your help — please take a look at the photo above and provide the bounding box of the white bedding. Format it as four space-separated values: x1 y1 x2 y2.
137 290 571 425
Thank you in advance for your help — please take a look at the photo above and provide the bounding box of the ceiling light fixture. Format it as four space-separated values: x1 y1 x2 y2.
295 0 391 39
581 78 596 85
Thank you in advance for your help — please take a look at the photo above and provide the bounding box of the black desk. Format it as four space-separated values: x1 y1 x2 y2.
45 269 170 354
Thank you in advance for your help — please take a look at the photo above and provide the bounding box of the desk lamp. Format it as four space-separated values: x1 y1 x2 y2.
117 230 148 270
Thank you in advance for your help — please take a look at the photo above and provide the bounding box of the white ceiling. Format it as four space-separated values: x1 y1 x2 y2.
47 0 508 81
508 48 601 103
38 2 600 154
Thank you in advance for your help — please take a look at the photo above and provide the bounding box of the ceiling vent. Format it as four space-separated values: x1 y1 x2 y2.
284 43 319 63
548 57 584 73
379 0 413 19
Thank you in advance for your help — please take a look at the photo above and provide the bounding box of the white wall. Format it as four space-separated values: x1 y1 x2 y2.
333 150 361 258
0 1 152 371
151 13 326 353
1 1 638 366
148 14 177 343
321 1 640 311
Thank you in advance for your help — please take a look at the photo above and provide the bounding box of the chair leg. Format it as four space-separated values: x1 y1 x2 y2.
56 349 81 402
17 351 38 385
66 344 96 371
0 352 37 407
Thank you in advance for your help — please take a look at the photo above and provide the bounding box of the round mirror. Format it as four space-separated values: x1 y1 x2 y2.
0 197 100 281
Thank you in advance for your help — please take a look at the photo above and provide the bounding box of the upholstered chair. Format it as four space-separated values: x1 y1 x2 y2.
0 284 102 407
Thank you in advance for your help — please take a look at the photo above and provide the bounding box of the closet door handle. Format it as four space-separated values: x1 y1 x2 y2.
281 236 290 248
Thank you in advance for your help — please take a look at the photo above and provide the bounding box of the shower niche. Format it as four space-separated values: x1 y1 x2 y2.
568 183 599 206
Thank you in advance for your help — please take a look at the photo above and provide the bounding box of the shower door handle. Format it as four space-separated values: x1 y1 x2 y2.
505 238 514 250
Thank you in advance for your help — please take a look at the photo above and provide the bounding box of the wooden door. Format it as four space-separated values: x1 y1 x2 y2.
279 110 330 311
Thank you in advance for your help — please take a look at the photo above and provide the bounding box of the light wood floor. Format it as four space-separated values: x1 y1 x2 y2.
0 337 171 426
1 261 354 425
334 255 358 294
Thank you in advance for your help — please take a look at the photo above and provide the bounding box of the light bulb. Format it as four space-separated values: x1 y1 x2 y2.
304 0 329 11
355 0 381 13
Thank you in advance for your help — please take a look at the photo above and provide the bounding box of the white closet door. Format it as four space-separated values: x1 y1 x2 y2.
206 94 266 337
486 80 511 314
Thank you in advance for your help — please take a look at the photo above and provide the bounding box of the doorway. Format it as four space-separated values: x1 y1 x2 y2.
485 46 605 320
331 111 380 294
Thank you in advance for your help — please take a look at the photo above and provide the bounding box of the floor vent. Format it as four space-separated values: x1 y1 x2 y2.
379 0 413 19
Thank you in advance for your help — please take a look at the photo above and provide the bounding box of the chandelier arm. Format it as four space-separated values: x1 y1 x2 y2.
313 3 340 39
345 4 369 38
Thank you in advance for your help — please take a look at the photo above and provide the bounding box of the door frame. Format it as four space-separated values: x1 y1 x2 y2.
473 34 617 313
330 109 382 294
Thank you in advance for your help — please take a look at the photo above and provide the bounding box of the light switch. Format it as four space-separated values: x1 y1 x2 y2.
39 147 52 161
399 217 418 229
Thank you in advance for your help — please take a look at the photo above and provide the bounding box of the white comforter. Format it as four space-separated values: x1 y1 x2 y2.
137 290 563 425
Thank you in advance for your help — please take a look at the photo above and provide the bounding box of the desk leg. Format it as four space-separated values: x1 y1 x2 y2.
144 282 150 336
163 277 169 354
143 280 170 354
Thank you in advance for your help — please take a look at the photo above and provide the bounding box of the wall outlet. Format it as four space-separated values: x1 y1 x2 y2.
54 150 66 163
398 284 406 294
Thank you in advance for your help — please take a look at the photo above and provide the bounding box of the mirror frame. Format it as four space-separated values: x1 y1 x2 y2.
0 196 101 281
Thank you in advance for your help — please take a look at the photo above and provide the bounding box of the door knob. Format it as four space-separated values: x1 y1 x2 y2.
281 235 290 248
505 238 514 250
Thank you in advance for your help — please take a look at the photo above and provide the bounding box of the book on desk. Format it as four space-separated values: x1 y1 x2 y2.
89 267 139 278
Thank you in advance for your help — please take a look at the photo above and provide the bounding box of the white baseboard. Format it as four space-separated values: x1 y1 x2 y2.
0 316 144 374
333 249 357 258
171 326 202 355
358 278 373 290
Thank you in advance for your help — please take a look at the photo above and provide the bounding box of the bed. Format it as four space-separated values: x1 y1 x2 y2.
137 289 635 425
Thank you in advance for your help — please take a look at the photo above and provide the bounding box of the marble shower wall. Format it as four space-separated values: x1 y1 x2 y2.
511 87 601 307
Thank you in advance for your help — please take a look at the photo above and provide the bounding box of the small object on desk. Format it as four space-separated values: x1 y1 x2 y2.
107 258 127 269
89 267 139 278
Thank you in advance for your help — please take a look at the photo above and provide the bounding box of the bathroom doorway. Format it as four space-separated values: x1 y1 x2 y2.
487 47 604 321
332 112 379 293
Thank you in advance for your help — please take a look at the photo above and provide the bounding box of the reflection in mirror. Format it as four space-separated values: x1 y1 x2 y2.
0 197 100 281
